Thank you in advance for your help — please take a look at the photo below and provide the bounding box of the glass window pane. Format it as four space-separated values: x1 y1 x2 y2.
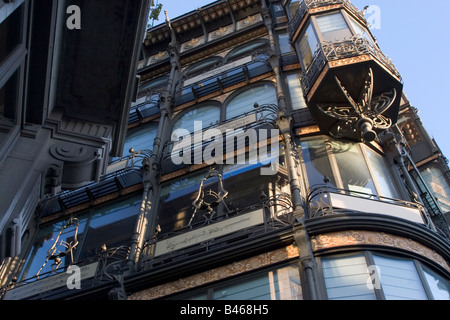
0 5 23 64
288 0 301 19
0 69 19 144
158 171 219 233
225 40 268 62
225 84 277 120
172 105 220 139
19 216 89 281
300 137 336 188
316 13 352 42
317 13 348 34
348 15 376 46
298 23 318 70
279 33 292 54
213 264 302 300
19 195 142 282
322 254 377 300
373 255 428 300
422 266 450 300
365 148 399 199
76 195 141 260
123 122 158 156
419 163 450 212
286 74 307 110
214 273 271 300
330 140 377 196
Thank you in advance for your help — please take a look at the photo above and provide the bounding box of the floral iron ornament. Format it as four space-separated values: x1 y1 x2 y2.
317 68 397 142
188 169 230 226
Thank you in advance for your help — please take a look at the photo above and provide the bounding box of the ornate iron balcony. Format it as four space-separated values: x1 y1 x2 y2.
301 35 402 95
307 185 431 227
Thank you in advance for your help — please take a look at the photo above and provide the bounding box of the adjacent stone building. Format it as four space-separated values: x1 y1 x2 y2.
1 0 449 300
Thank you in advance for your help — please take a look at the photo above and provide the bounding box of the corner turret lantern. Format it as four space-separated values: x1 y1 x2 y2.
287 0 403 142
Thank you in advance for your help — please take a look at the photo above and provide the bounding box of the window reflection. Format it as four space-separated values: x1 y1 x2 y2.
300 138 336 187
0 69 19 144
322 252 450 300
213 264 302 300
365 147 399 199
316 13 351 42
0 5 23 64
158 148 286 236
172 105 221 140
286 74 307 110
300 136 399 199
123 122 158 156
19 195 142 282
225 83 277 120
298 23 319 70
330 140 377 196
419 163 450 212
423 266 450 300
174 263 302 300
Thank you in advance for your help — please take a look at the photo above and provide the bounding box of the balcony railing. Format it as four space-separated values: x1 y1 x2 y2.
306 185 430 227
288 0 366 40
140 192 294 271
300 35 402 94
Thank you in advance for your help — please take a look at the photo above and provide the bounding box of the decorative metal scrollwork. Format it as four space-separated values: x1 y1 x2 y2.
188 168 230 226
317 68 396 142
35 217 79 279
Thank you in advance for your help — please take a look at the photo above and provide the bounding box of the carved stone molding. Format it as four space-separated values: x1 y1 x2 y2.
128 244 299 300
311 230 450 273
49 142 99 188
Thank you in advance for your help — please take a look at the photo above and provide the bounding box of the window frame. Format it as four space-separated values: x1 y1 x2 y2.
318 250 450 300
297 20 319 71
168 261 302 300
18 193 143 283
299 135 401 200
0 2 28 157
224 81 277 121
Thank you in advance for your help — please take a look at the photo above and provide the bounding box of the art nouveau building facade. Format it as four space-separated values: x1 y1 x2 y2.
1 0 449 300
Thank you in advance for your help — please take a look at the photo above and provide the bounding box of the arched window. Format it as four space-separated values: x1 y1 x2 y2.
171 104 221 141
139 75 169 93
122 122 158 156
225 83 277 120
183 56 223 79
224 39 269 63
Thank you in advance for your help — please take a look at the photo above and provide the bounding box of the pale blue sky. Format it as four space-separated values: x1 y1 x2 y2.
157 0 450 158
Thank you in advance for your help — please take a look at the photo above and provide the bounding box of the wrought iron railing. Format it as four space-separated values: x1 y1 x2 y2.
300 35 402 94
139 191 294 271
306 185 431 226
299 45 327 95
161 103 280 172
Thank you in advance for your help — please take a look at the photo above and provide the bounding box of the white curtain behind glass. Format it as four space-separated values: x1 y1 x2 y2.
225 84 277 120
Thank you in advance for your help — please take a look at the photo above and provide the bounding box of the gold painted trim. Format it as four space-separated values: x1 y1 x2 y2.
128 244 299 300
311 230 450 273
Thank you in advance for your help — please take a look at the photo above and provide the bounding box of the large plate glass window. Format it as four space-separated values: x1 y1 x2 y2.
419 162 450 212
300 136 399 199
286 73 307 110
18 194 142 282
225 83 277 120
172 262 302 300
0 69 19 144
298 22 319 70
122 122 158 156
321 252 450 300
0 4 24 65
172 105 221 140
316 12 352 42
